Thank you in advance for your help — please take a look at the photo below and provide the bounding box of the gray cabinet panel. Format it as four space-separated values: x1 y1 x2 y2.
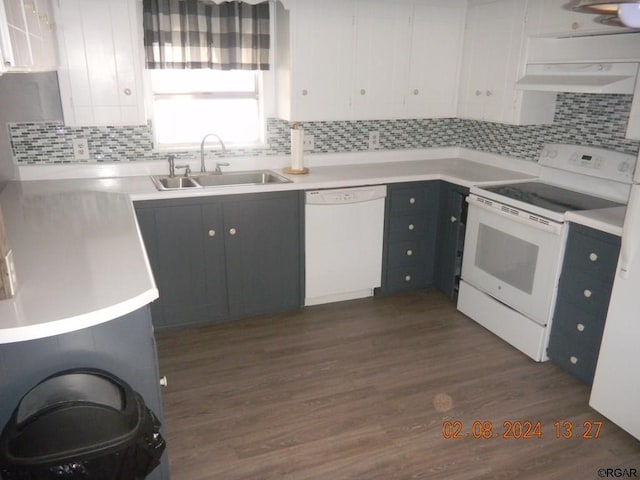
378 181 439 295
547 223 620 385
434 182 469 299
0 307 168 480
224 192 302 318
135 191 303 329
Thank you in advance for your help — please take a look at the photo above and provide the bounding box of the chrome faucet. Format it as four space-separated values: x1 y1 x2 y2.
200 133 227 173
168 153 194 177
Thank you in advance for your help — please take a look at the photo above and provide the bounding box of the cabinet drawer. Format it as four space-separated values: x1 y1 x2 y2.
557 268 614 317
552 300 606 347
547 327 601 384
385 266 428 292
389 214 428 241
388 240 426 267
563 225 620 281
389 186 430 214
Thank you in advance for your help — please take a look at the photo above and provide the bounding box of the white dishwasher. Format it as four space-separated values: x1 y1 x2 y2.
305 185 387 306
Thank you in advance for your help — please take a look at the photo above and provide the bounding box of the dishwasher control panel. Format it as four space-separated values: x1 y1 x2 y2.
306 185 387 205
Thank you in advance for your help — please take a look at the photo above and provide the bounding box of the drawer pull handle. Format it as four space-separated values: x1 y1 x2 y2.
584 289 592 298
405 275 412 282
409 197 416 204
229 228 237 236
408 224 415 231
576 323 585 332
570 356 578 365
589 252 598 262
406 249 413 256
208 229 216 237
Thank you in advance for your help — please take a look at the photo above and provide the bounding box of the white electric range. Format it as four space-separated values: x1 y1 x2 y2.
457 144 636 361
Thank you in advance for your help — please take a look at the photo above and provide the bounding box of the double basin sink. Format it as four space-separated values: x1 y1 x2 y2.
151 170 292 191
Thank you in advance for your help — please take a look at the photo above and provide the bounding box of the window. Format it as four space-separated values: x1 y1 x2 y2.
149 69 264 149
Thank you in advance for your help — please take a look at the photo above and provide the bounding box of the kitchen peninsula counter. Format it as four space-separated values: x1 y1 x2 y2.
0 149 562 343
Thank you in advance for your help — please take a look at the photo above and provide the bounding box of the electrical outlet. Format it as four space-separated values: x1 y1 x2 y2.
303 134 314 151
368 131 380 150
72 138 90 160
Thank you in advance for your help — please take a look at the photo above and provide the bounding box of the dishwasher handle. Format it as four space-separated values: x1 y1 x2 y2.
306 185 387 205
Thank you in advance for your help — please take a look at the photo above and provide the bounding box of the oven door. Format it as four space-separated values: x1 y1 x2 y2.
461 195 565 326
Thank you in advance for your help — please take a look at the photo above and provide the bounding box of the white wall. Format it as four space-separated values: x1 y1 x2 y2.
0 72 63 183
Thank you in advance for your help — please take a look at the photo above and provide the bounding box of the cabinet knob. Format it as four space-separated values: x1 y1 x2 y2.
589 252 598 262
208 229 216 237
576 323 585 332
229 228 237 236
408 224 415 231
570 356 578 365
571 21 580 30
409 197 416 204
124 88 132 96
302 89 308 96
404 275 412 282
159 376 168 387
406 249 413 256
475 90 482 96
486 90 492 97
450 216 457 223
360 89 366 95
583 289 592 298
413 89 419 95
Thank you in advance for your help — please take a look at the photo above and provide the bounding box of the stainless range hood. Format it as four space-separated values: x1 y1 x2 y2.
515 62 638 94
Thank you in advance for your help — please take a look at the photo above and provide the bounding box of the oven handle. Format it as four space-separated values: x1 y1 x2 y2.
466 195 563 235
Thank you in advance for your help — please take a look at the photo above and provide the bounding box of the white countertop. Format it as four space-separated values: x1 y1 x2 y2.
3 148 621 344
0 182 158 343
565 206 627 236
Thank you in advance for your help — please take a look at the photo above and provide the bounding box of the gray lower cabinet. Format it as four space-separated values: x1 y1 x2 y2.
0 307 168 480
135 191 303 329
377 181 439 295
434 182 469 299
547 223 620 385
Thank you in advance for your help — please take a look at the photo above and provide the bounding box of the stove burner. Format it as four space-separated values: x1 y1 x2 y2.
482 182 622 214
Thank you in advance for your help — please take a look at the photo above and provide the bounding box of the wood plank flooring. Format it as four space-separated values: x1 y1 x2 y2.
155 290 640 480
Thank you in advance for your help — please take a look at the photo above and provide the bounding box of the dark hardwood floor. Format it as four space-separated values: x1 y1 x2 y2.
155 290 640 480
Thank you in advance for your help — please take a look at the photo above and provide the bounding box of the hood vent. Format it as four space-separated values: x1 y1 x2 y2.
515 62 638 94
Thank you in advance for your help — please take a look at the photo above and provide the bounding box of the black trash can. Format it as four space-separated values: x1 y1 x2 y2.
0 369 165 480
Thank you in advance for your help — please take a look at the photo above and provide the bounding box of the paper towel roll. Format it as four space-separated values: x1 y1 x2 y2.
290 126 304 171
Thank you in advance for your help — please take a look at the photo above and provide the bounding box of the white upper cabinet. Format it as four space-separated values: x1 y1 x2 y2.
458 0 555 125
54 0 145 126
351 0 411 120
0 0 57 73
627 76 640 141
280 0 355 121
275 0 464 122
526 0 632 38
406 0 464 118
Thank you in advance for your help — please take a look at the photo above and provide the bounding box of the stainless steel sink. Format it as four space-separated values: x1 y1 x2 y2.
152 176 201 190
151 170 292 191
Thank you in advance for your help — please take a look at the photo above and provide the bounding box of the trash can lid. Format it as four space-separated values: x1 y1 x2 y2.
0 370 146 465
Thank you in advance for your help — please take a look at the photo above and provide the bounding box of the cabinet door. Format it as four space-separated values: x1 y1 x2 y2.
435 182 469 299
405 0 464 118
458 0 528 124
154 203 227 328
54 0 144 126
288 0 355 121
352 0 411 120
223 192 302 318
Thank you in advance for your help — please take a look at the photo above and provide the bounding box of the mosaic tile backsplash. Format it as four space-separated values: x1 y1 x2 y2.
9 93 640 165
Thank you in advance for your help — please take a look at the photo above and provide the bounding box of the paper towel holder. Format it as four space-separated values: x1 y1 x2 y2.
284 122 310 175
